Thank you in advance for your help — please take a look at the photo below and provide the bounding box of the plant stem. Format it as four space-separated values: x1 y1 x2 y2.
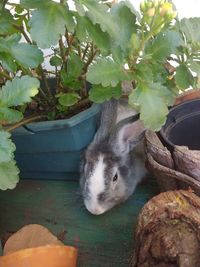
82 43 89 60
5 115 48 132
13 24 32 44
37 65 53 101
0 71 11 80
59 36 66 63
83 43 98 74
77 44 82 58
55 66 59 93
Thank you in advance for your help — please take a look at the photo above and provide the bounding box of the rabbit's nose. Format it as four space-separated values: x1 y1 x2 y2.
84 200 105 215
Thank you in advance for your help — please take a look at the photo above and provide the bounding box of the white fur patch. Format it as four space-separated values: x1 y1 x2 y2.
85 155 106 215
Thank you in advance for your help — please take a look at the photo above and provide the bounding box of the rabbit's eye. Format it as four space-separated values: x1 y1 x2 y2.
113 173 118 182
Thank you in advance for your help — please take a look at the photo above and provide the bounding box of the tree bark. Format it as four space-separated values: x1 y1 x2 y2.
132 190 200 267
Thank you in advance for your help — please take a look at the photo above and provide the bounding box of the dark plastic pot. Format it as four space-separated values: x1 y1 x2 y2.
11 104 101 180
160 99 200 151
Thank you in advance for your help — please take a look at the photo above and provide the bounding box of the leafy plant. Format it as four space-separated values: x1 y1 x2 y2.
0 0 200 190
0 0 114 189
85 0 200 130
0 76 39 190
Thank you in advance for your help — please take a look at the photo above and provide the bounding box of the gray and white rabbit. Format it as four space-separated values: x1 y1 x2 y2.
80 98 147 215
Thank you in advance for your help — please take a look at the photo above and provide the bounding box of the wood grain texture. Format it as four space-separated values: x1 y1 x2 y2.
132 190 200 267
0 179 158 267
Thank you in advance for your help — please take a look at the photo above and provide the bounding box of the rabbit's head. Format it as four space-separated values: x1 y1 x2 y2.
80 100 146 215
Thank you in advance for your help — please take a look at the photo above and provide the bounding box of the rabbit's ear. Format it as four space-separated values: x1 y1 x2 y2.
91 99 118 145
109 115 145 154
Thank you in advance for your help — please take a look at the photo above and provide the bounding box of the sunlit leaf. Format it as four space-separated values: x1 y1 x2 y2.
89 84 122 103
0 76 40 107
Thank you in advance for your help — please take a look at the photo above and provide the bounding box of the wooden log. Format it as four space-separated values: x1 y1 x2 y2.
132 190 200 267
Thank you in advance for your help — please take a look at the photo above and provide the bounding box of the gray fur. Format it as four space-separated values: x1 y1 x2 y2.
80 99 147 215
91 99 118 144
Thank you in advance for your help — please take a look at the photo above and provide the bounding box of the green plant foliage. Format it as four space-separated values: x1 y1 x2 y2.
0 76 40 107
74 0 86 16
0 76 39 190
0 0 200 190
76 16 111 54
189 61 200 75
0 10 15 34
0 160 19 190
135 62 154 83
10 43 43 68
175 64 194 90
0 131 16 163
145 31 183 61
110 1 137 50
0 107 23 124
87 58 131 87
28 1 75 48
49 55 62 67
20 0 51 9
78 0 111 32
58 93 80 107
60 70 83 90
67 53 84 78
180 17 200 43
0 53 17 73
89 84 122 103
0 34 43 70
129 83 171 131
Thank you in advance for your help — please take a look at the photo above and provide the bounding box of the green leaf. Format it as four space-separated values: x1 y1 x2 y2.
75 15 87 42
151 62 168 84
81 0 137 51
135 62 153 83
80 16 111 54
75 14 110 54
0 76 40 107
129 33 141 51
0 34 21 52
67 53 84 78
50 55 62 67
89 84 122 103
0 52 17 73
189 61 200 75
74 1 86 16
180 17 200 43
86 58 130 87
0 10 14 35
110 1 137 50
111 45 126 64
175 64 194 90
58 93 80 107
80 0 110 32
0 131 16 163
10 43 43 68
0 107 23 124
0 34 43 69
145 31 182 61
20 0 51 9
129 83 170 131
60 70 83 90
29 2 75 48
0 160 19 190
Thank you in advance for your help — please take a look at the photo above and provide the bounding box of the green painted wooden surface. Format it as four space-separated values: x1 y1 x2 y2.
0 178 158 267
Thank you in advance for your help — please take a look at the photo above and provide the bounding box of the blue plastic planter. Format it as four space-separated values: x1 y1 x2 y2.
11 104 101 180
